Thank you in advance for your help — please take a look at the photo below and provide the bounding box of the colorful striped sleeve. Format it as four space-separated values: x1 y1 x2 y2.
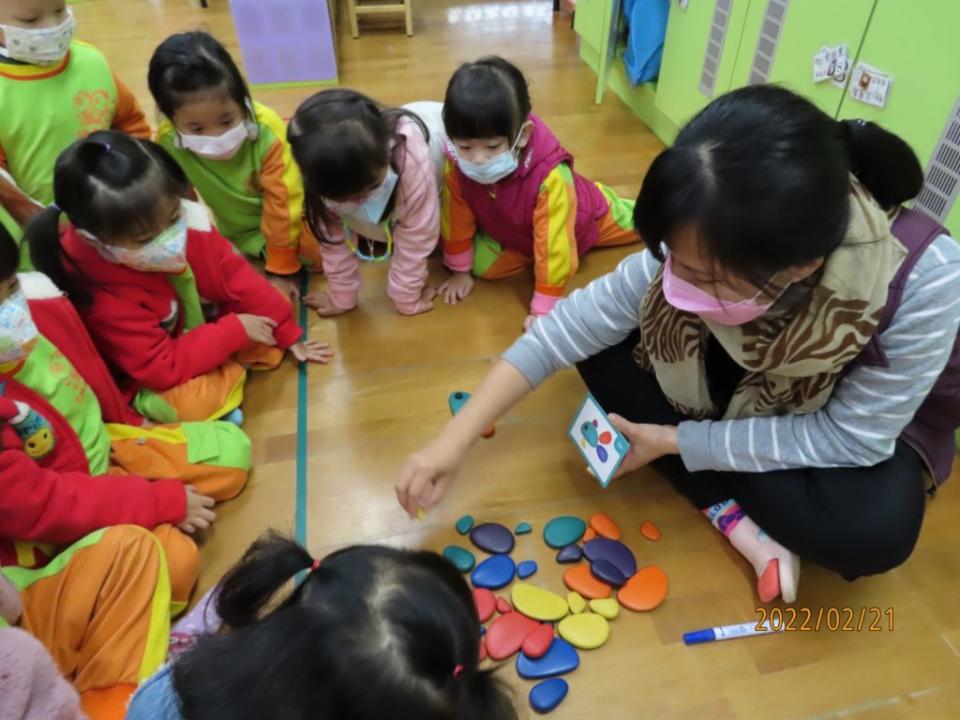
530 163 579 316
256 104 305 276
440 158 477 273
109 72 151 139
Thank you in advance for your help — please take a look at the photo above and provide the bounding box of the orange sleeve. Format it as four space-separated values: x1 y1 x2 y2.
258 139 304 276
440 159 477 272
110 72 151 139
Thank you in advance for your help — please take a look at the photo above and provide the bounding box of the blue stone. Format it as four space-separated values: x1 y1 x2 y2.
442 545 476 573
455 515 474 535
479 625 486 636
516 638 580 679
543 516 586 549
470 554 516 590
515 521 532 535
555 544 583 564
529 678 569 713
590 559 627 587
583 538 637 577
517 560 538 579
470 523 515 555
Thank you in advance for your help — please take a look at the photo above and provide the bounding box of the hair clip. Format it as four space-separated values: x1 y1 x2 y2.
256 556 321 620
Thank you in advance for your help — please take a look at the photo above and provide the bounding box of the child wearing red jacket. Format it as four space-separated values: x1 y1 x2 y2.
26 131 333 424
0 226 251 717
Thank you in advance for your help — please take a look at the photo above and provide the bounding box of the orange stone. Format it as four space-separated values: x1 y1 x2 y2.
589 512 622 541
582 528 598 542
640 521 661 542
562 564 612 600
618 565 668 612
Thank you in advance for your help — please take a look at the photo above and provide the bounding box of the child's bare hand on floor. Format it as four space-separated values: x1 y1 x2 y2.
290 339 334 364
303 291 353 317
179 486 216 534
439 272 474 305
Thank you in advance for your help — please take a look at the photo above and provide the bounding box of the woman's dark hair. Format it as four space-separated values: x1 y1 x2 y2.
172 532 517 720
0 223 19 280
25 131 189 305
443 56 531 141
147 31 253 122
634 85 923 287
288 89 428 242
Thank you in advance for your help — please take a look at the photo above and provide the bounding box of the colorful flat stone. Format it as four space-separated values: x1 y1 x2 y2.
590 559 627 588
567 591 586 614
442 545 476 573
470 523 515 555
473 588 496 623
640 520 661 541
471 554 516 590
455 515 475 535
555 544 583 564
515 522 532 535
618 565 668 612
558 613 610 650
521 623 555 659
516 637 580 679
496 596 513 614
562 564 611 599
588 512 622 540
589 598 620 620
543 516 586 549
485 611 540 661
517 560 538 579
582 528 598 542
583 538 637 578
530 678 569 714
511 582 569 622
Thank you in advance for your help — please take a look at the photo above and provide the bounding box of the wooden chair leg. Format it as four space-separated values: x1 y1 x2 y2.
348 0 360 38
405 0 413 36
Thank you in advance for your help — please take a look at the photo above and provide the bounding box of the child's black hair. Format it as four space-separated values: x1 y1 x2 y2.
24 131 189 305
634 84 923 288
443 56 531 141
172 531 518 720
288 88 429 242
147 31 253 122
0 223 18 280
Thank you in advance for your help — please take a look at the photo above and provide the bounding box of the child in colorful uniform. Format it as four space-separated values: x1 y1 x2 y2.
149 31 322 304
438 56 639 329
288 90 445 317
26 132 333 425
127 532 518 720
0 0 149 250
0 229 251 718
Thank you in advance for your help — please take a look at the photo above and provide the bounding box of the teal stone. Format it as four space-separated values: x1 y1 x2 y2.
515 522 532 535
455 515 475 535
442 545 476 573
543 516 586 549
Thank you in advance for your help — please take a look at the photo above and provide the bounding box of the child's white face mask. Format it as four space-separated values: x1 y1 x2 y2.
0 10 75 66
324 167 399 226
450 130 525 186
81 214 189 275
0 289 38 366
178 121 253 161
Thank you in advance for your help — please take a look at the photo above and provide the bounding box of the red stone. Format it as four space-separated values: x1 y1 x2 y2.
521 623 555 659
474 588 496 623
496 597 513 614
485 611 541 661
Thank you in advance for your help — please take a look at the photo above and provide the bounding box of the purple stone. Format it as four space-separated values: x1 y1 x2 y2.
590 559 627 588
555 544 582 564
583 538 637 578
469 523 515 555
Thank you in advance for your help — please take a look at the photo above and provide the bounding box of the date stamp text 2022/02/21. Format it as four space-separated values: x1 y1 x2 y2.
756 607 895 632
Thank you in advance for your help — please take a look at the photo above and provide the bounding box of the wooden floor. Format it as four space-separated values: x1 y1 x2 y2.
75 1 960 718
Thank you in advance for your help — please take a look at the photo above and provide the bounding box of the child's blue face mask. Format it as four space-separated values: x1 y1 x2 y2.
324 167 399 225
451 129 525 185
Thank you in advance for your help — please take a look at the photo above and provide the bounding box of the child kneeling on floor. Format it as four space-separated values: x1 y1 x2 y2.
128 532 518 720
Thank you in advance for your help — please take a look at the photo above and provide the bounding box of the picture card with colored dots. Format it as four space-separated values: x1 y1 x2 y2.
568 394 630 488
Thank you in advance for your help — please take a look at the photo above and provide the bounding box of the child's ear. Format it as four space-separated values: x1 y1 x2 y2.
516 120 535 149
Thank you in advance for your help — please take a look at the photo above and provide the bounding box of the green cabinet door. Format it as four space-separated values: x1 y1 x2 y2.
574 0 612 52
729 0 875 117
836 0 960 235
655 0 752 130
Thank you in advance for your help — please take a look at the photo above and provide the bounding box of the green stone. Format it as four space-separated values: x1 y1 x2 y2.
543 516 586 549
455 515 475 535
515 522 532 535
443 545 476 573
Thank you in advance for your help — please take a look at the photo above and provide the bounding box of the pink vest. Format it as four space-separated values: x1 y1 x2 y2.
454 115 610 257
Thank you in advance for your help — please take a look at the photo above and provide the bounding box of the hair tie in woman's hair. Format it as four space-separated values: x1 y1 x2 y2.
103 142 112 154
453 664 464 678
256 556 322 620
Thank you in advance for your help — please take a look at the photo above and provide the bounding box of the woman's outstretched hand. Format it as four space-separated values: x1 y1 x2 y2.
396 437 467 518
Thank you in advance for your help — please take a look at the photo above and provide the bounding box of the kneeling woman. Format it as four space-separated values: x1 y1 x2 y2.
396 86 960 603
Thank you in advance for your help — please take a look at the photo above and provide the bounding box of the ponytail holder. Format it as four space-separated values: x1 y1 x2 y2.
453 664 464 678
256 556 322 620
102 142 112 154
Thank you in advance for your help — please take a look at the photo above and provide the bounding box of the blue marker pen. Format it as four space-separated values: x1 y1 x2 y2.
683 620 783 645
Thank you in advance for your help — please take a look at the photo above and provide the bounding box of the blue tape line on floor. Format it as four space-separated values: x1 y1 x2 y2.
295 274 309 545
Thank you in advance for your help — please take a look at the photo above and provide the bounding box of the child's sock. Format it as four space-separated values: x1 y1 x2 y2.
703 499 800 603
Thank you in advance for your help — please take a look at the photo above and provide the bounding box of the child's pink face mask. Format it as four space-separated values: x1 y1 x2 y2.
662 255 782 326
